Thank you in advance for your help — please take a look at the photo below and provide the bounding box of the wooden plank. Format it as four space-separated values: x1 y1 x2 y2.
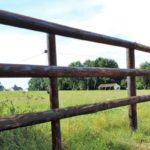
0 10 150 53
0 64 150 77
47 34 62 150
0 95 150 131
127 48 137 130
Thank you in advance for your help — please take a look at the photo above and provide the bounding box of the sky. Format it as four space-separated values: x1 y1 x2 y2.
0 0 150 89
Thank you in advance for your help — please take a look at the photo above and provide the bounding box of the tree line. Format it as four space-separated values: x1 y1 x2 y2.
28 58 150 90
29 57 122 90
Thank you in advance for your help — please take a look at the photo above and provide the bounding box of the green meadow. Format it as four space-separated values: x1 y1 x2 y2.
0 90 150 150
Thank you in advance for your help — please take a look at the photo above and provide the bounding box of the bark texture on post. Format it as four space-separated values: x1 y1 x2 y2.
127 48 137 131
47 34 62 150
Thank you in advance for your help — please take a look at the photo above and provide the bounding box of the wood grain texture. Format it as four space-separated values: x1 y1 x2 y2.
47 34 62 150
0 63 150 77
127 48 137 130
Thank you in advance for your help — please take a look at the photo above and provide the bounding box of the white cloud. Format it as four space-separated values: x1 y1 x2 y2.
0 30 47 64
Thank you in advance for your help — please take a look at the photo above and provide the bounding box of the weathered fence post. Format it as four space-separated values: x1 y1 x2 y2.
126 48 137 131
47 34 62 150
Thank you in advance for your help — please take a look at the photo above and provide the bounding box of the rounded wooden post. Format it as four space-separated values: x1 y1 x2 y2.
126 48 137 131
47 34 62 150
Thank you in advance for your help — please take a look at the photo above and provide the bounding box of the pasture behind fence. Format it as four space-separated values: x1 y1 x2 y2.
0 10 150 150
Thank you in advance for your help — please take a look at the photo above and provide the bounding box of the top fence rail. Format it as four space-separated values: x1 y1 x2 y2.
0 10 150 53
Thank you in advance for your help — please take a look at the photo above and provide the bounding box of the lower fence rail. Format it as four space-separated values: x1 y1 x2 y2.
0 95 150 131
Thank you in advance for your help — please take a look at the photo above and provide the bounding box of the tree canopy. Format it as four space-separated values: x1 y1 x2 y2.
28 78 49 91
136 61 150 89
58 57 120 90
28 57 122 91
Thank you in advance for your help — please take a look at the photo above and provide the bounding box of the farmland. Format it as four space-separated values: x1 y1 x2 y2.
0 90 150 150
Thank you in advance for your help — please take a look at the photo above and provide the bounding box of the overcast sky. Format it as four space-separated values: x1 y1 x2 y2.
0 0 150 89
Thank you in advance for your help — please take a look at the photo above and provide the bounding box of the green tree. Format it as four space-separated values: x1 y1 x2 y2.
58 78 72 90
69 61 83 67
94 57 118 68
87 57 120 89
136 77 143 89
28 78 49 91
120 79 127 89
69 61 84 90
83 60 95 90
28 58 122 90
59 58 121 90
83 59 95 67
136 62 150 89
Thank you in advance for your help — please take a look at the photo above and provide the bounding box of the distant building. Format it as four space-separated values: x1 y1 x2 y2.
10 85 23 91
98 83 120 90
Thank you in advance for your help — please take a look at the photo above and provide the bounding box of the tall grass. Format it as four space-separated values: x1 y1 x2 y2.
0 90 150 150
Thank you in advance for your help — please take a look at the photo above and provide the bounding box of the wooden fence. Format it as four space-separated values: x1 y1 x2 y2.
0 10 150 150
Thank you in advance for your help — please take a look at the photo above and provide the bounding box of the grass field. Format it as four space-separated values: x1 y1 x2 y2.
0 90 150 150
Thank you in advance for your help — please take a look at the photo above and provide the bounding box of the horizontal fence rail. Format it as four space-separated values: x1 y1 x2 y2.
0 10 150 53
0 64 150 77
0 95 150 131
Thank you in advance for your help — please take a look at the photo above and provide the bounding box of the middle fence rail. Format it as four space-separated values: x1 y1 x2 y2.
0 64 150 77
